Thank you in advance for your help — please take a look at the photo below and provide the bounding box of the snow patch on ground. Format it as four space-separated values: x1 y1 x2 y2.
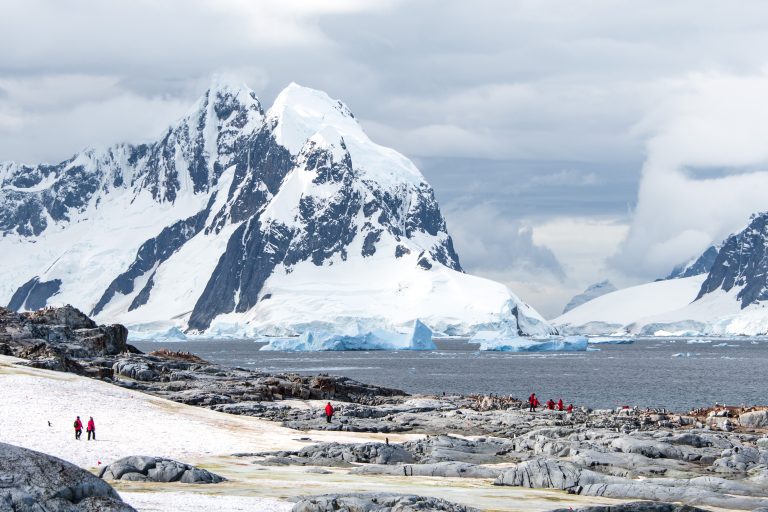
121 492 291 512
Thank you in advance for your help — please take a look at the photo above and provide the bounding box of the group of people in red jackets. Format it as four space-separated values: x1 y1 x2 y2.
73 416 96 440
528 393 573 414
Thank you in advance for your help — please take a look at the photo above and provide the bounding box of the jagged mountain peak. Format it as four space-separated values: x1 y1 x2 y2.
267 82 359 155
695 211 768 308
185 78 264 126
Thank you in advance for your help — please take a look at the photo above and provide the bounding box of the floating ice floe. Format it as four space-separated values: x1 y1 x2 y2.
471 332 588 352
587 337 634 345
259 319 435 351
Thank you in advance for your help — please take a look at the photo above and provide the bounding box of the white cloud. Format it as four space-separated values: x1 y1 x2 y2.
613 70 768 278
532 216 630 317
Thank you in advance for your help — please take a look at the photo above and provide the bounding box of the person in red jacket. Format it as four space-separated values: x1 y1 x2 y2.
86 417 96 441
325 402 334 423
528 393 537 412
547 399 555 410
557 398 564 411
73 416 83 440
566 404 574 414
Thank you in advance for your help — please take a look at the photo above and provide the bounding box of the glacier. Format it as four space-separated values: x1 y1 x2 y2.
259 319 435 351
0 79 555 339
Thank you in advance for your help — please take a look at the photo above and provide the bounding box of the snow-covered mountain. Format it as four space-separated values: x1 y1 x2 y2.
554 212 768 336
561 280 616 315
2 80 554 337
665 245 720 280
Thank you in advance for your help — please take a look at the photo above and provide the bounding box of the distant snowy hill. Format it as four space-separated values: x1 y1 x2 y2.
1 80 554 338
554 276 706 334
561 280 616 314
555 212 768 336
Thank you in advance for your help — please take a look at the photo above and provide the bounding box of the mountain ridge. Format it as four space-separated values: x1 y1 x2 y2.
554 211 768 336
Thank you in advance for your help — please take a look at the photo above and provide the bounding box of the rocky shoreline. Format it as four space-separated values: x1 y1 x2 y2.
3 305 768 511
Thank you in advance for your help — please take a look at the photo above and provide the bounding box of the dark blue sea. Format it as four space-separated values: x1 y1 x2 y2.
131 337 768 412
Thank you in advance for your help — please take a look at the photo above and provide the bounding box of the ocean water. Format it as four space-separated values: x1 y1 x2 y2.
130 337 768 412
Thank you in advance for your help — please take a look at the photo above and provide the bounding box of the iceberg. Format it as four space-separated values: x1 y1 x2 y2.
587 336 634 345
127 325 188 342
473 333 588 352
259 319 435 351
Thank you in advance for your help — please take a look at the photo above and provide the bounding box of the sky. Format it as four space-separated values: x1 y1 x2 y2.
3 0 768 318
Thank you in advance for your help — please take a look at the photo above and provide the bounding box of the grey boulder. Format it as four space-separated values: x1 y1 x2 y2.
99 456 224 484
0 441 135 512
739 410 768 429
291 493 479 512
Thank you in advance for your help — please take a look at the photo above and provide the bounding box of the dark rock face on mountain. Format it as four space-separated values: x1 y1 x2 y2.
0 305 135 374
667 245 720 280
0 442 135 512
7 277 62 311
696 213 768 307
562 280 617 314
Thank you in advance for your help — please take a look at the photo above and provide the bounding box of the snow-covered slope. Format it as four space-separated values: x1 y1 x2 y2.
555 212 768 336
561 280 616 315
1 80 554 337
554 275 706 334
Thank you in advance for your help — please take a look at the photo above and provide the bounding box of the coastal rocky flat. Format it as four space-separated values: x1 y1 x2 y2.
4 306 768 510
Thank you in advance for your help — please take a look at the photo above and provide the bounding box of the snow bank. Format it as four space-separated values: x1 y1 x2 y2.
260 320 435 351
121 492 291 512
0 355 416 470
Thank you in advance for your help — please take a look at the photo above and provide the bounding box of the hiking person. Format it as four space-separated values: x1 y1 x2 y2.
528 393 538 412
324 402 334 423
73 416 82 440
557 398 564 411
547 399 555 410
566 403 574 413
86 417 96 441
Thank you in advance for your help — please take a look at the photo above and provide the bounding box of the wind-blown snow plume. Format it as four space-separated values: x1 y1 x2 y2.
613 71 768 279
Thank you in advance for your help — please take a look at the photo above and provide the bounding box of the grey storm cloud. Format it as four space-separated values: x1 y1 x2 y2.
445 203 567 282
3 0 768 313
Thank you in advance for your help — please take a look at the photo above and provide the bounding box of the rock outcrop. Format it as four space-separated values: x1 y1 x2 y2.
0 442 135 511
549 503 712 512
291 493 479 512
0 305 135 375
99 456 224 484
